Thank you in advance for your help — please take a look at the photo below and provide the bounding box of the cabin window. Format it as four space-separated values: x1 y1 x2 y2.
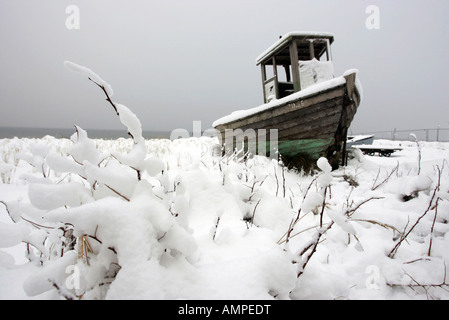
276 65 292 83
264 64 275 80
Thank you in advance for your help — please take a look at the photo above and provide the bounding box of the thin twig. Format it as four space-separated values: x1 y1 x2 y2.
88 77 118 115
21 216 55 229
282 166 286 198
427 197 441 257
1 201 55 229
278 223 328 245
372 162 399 191
105 184 130 202
296 196 382 278
297 224 332 278
350 218 401 234
88 77 136 141
250 199 262 226
51 281 76 300
389 166 441 258
0 201 16 223
274 167 279 197
387 263 449 297
319 187 328 228
346 196 384 217
279 177 317 245
371 167 381 190
212 217 221 241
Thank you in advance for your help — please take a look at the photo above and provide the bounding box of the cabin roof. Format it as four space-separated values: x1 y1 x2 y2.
255 31 334 65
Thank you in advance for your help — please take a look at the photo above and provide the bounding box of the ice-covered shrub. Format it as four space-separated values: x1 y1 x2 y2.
0 62 198 299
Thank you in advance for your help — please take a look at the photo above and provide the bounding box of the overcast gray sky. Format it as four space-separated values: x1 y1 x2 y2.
1 0 448 134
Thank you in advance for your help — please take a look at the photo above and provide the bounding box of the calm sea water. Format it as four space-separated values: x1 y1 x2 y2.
0 127 171 140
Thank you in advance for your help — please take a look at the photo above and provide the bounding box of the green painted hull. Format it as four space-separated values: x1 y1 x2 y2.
277 138 335 160
250 137 335 161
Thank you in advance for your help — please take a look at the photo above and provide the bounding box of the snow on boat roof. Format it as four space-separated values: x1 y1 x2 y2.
213 75 346 128
255 31 334 65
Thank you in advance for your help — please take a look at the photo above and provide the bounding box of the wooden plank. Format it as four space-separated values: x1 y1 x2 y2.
280 115 341 140
309 40 315 59
216 85 345 130
219 96 343 143
272 57 279 99
261 64 267 103
289 40 301 93
325 38 331 61
215 85 345 130
235 96 344 136
344 72 356 98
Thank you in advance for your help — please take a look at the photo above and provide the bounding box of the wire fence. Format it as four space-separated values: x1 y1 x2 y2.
351 127 449 142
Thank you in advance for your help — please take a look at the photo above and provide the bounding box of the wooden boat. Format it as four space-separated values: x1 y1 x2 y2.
213 32 362 169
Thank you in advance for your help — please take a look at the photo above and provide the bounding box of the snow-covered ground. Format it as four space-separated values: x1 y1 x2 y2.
0 135 448 300
0 61 447 300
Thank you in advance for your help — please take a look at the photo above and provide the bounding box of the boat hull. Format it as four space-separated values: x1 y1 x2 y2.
214 71 361 169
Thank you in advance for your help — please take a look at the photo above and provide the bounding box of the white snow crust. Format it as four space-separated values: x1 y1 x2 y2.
64 61 114 97
1 135 448 300
0 62 447 301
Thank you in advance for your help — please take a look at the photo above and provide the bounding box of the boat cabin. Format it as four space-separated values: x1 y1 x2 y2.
256 32 335 103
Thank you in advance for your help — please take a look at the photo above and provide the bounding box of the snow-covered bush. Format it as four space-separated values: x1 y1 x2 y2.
0 62 198 299
0 62 448 300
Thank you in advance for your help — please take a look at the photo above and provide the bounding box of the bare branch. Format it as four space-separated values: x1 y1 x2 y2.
346 196 384 217
51 281 76 300
297 196 383 278
0 200 16 223
87 77 136 141
428 197 441 256
105 184 130 202
212 217 221 241
319 187 328 228
250 199 262 227
389 166 442 258
372 162 399 191
88 77 118 115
